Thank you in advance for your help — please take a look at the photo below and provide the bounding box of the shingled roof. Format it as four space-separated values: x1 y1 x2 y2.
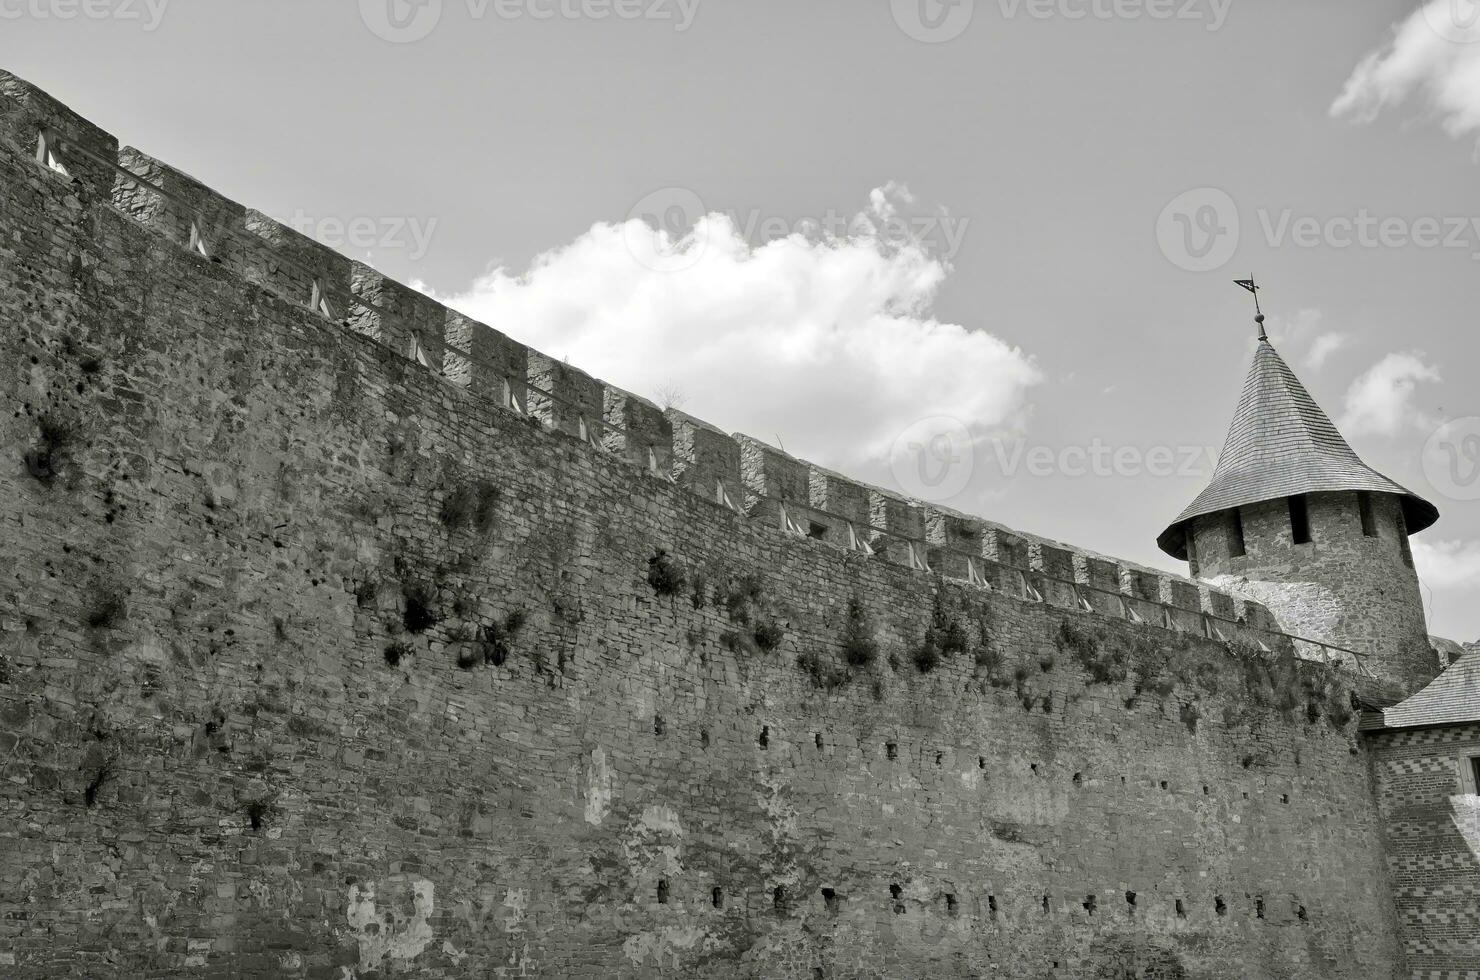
1158 340 1438 560
1360 646 1480 731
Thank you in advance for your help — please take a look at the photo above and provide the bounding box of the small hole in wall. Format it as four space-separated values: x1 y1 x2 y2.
1255 896 1265 920
1215 896 1227 917
1280 793 1289 804
657 879 669 904
700 729 710 749
712 887 724 909
886 742 898 761
1175 899 1186 918
812 970 823 980
1296 904 1307 922
1203 785 1209 795
759 726 769 749
1072 772 1082 787
821 887 838 913
815 733 823 750
1042 895 1051 914
934 752 943 766
890 883 905 913
1030 763 1039 775
1160 780 1168 790
1125 891 1136 913
988 895 998 919
654 715 665 737
978 756 985 770
1083 894 1097 916
945 893 958 916
1242 792 1248 800
773 886 787 912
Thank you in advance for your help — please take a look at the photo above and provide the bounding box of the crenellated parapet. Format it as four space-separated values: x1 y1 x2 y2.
0 68 1342 673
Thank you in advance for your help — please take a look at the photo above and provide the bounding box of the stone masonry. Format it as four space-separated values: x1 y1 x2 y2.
0 70 1433 978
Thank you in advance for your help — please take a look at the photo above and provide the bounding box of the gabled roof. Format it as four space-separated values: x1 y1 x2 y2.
1361 646 1480 731
1158 340 1438 559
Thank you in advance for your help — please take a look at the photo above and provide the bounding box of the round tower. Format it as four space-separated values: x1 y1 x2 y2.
1158 335 1440 692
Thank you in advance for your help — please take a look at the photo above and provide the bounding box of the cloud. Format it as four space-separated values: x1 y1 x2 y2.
1338 351 1441 437
1305 333 1351 370
426 187 1041 475
1331 1 1480 147
1413 537 1480 591
1267 308 1351 370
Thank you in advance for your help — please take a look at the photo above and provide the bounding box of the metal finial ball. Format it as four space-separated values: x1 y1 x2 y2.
1255 314 1265 324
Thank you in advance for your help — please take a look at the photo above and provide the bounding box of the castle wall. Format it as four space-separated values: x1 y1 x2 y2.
1192 491 1436 691
1365 724 1480 977
0 72 1409 978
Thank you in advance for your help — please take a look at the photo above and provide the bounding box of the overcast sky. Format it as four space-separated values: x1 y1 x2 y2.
5 0 1478 642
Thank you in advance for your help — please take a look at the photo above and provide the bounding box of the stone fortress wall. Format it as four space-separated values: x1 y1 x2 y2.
0 70 1413 977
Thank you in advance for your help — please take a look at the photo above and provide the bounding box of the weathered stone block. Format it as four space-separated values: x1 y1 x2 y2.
603 386 672 476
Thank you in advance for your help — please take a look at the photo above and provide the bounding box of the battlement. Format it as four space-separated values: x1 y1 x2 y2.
0 68 1361 674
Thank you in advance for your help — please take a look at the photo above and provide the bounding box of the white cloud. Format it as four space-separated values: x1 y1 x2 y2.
1339 351 1441 437
1332 1 1480 147
1413 537 1480 591
1268 308 1351 370
427 187 1041 473
1305 333 1351 370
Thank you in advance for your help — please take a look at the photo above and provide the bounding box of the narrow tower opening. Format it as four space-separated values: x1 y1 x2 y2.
1227 508 1246 558
1288 495 1311 545
1357 492 1378 538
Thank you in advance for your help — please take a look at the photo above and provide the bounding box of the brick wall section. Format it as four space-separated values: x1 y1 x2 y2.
1366 725 1480 977
0 79 1413 979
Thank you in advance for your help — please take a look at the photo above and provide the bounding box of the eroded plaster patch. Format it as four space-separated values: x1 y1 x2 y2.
345 876 435 974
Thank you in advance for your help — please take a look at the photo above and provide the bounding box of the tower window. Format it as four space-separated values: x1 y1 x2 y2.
1357 493 1377 538
1288 495 1311 545
1227 508 1247 558
1187 526 1200 577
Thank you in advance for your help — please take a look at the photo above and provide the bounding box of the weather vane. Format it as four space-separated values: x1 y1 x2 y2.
1234 276 1266 341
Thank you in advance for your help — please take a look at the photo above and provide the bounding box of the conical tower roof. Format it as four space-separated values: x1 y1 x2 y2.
1157 339 1438 560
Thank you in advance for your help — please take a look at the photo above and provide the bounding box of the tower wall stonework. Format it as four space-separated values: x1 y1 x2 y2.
1366 724 1480 975
0 71 1421 978
1191 491 1435 691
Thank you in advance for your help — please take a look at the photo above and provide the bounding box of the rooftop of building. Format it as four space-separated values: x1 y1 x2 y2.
1158 338 1438 560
